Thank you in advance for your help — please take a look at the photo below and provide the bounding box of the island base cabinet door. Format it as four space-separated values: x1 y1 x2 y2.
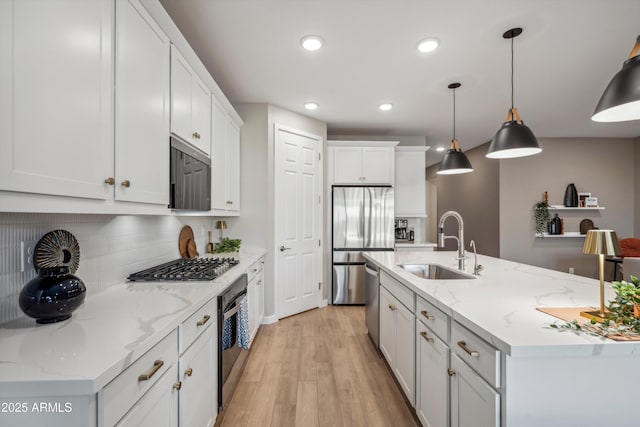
393 299 415 406
115 364 179 427
416 322 449 427
379 287 396 366
450 354 500 427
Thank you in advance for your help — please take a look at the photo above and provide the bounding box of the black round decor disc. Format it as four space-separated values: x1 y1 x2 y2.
33 229 81 274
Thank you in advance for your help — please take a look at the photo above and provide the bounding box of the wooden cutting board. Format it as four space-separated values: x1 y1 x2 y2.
179 226 198 258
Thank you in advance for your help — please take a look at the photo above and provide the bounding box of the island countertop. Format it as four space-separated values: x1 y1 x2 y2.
363 250 640 357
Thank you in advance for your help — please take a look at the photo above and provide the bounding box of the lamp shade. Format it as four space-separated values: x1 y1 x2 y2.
582 229 622 256
216 220 227 230
592 49 640 122
437 144 473 175
486 120 542 159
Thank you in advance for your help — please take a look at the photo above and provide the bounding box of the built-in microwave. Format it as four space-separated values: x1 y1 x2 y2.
169 137 211 211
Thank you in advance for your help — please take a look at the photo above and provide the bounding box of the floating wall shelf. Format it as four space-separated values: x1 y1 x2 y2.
548 205 605 211
536 232 585 238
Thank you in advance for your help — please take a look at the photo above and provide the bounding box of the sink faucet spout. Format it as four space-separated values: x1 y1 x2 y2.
438 210 465 270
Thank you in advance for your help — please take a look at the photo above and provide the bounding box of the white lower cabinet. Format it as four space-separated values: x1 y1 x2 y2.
450 354 500 427
415 319 449 427
247 257 265 343
379 285 415 406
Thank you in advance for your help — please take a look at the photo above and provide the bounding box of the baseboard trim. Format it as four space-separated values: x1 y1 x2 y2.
261 314 278 325
319 299 328 308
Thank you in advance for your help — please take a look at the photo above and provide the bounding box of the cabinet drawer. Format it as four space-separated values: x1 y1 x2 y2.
247 258 264 282
380 270 414 312
103 329 178 427
451 322 500 388
416 295 449 341
179 297 216 353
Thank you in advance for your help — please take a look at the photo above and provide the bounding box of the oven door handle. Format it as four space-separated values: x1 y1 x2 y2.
223 304 241 320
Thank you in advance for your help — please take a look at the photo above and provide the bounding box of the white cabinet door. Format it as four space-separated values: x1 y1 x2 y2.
116 364 179 427
225 119 240 211
170 45 193 145
0 0 113 200
191 78 211 156
115 0 170 205
178 326 217 427
379 287 396 367
361 147 394 184
256 261 265 327
450 354 500 427
331 146 363 184
210 101 228 211
394 299 415 406
247 275 257 342
395 148 427 217
416 321 449 427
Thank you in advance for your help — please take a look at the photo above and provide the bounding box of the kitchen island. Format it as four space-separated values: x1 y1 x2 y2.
364 250 640 427
0 247 266 427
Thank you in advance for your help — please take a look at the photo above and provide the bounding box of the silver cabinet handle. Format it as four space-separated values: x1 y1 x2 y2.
457 340 479 357
420 310 435 320
280 245 291 252
420 331 434 343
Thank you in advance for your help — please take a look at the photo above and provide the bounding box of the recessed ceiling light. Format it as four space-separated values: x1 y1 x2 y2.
436 146 446 152
304 102 319 110
379 103 393 111
301 35 323 51
417 37 440 53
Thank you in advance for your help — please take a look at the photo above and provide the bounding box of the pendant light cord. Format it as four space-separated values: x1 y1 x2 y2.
452 87 456 141
510 36 514 111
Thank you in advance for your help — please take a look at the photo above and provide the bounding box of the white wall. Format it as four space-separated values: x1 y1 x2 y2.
0 213 216 324
499 137 636 278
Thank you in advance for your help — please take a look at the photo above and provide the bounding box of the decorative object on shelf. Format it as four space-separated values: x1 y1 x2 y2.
578 192 591 207
437 82 473 175
581 229 622 321
579 219 596 235
19 266 86 324
533 198 550 236
212 237 241 254
178 225 198 259
207 231 214 254
548 213 562 235
216 220 228 240
486 27 541 159
33 229 80 274
592 35 640 122
585 197 599 208
563 183 578 207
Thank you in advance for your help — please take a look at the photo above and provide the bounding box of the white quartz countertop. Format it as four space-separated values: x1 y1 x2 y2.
363 250 640 357
0 247 266 397
394 241 437 248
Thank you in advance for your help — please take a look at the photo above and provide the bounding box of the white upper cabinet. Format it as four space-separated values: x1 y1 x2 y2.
0 0 114 200
170 45 211 156
211 100 240 215
395 147 428 217
328 141 398 185
115 0 170 205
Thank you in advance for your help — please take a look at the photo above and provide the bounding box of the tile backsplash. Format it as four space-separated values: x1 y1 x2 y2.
0 213 217 324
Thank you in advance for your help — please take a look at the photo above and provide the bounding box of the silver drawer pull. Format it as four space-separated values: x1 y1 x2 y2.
138 360 164 381
457 341 479 357
420 310 435 320
196 314 211 326
420 331 434 343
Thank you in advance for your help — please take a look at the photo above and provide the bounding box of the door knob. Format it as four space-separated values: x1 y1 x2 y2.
280 245 291 252
121 180 131 188
104 177 115 185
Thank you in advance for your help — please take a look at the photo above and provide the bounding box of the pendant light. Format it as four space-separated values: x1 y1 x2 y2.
486 28 541 159
438 82 473 175
592 35 640 122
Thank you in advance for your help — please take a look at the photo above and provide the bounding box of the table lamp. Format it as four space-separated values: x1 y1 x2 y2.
581 229 622 321
216 220 227 240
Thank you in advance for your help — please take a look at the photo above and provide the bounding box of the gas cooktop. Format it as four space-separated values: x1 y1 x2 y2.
127 257 239 282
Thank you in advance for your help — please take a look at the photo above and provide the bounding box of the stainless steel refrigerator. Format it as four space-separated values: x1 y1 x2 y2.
332 186 394 305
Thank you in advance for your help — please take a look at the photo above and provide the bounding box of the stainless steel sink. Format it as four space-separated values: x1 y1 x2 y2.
399 264 475 280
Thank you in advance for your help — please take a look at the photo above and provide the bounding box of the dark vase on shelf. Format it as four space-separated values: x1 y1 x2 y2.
19 266 86 324
563 183 578 207
548 213 562 235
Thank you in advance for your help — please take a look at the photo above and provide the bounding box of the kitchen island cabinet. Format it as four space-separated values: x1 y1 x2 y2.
363 250 640 427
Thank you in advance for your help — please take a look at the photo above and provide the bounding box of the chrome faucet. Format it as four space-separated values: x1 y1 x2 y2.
438 211 465 270
470 240 483 275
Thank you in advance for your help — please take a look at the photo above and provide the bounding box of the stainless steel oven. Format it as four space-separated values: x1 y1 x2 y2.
217 273 248 412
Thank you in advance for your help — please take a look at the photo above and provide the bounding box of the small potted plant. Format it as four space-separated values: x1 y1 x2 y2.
533 200 550 237
609 275 640 321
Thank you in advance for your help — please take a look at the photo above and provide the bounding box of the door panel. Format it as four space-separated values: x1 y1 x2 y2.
364 187 395 249
332 264 366 304
333 187 364 249
451 354 500 427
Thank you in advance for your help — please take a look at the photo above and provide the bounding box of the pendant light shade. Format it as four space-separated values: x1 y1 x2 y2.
592 35 640 122
486 28 541 159
438 83 473 175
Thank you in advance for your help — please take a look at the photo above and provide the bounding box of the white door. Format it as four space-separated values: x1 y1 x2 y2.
275 124 322 319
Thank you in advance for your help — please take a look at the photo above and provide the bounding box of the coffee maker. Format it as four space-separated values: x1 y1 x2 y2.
395 218 408 241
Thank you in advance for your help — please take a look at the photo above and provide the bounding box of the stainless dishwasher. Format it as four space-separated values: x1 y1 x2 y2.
364 262 380 348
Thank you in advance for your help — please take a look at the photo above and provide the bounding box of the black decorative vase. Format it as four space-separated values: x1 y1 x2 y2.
563 183 578 207
548 213 562 235
19 266 86 324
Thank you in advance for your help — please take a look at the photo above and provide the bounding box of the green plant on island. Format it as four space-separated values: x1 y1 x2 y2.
211 237 241 254
549 276 640 337
533 200 550 236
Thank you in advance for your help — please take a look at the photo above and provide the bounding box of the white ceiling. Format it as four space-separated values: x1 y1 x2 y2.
159 0 640 165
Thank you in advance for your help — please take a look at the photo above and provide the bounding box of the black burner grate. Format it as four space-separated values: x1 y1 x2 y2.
127 257 239 282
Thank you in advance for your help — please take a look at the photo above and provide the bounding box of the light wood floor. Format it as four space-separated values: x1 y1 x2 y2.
216 305 419 427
